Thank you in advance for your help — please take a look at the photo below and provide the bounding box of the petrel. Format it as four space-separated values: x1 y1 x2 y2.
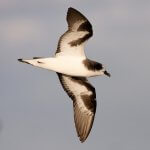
18 7 110 142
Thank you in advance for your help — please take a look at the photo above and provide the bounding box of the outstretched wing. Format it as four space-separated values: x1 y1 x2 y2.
57 73 96 142
55 7 93 57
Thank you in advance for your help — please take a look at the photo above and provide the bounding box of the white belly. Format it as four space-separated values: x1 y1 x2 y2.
26 56 98 77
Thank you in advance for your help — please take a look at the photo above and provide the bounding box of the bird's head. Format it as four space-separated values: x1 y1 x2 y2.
96 63 111 77
82 59 111 77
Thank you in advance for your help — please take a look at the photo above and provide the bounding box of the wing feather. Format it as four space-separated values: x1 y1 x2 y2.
57 73 96 142
55 7 93 57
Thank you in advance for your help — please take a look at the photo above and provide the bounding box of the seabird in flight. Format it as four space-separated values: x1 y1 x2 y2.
18 7 110 142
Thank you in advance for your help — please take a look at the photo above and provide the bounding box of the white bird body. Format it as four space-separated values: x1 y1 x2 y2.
18 7 110 142
22 56 104 77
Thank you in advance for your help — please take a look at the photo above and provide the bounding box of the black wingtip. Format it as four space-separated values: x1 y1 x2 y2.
68 7 74 11
80 139 85 143
18 58 23 62
67 7 80 15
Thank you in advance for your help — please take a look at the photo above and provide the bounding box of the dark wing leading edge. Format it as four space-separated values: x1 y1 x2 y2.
55 7 93 57
57 73 96 142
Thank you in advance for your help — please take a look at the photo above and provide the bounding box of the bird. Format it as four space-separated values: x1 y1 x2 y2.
18 7 110 142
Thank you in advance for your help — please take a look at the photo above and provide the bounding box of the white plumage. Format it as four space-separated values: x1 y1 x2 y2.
18 7 110 142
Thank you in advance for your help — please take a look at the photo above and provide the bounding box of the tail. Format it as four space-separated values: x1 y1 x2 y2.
18 57 44 66
18 57 56 71
18 58 31 64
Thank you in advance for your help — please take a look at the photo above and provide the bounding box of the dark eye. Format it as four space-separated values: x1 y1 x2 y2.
95 63 103 70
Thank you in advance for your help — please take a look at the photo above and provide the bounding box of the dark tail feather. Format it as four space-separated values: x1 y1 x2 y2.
18 58 23 62
18 58 31 64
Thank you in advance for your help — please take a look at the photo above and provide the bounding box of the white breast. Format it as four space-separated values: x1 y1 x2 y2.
29 56 99 77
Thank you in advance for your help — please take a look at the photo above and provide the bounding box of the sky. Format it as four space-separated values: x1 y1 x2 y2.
0 0 150 149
